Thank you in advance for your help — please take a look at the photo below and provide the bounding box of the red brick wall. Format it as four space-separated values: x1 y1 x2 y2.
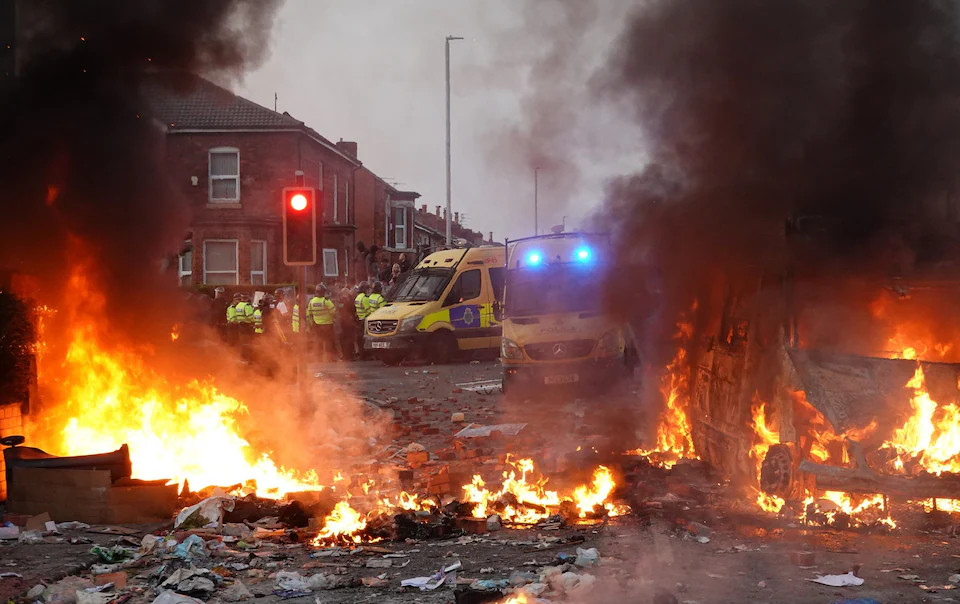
164 130 359 285
0 403 24 501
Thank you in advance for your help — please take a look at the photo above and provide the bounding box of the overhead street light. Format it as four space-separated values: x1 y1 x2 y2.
445 35 463 246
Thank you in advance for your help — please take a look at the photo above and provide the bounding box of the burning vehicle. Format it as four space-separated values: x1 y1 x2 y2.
684 220 960 519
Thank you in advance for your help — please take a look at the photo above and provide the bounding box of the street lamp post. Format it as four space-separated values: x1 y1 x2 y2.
445 35 463 246
534 167 541 235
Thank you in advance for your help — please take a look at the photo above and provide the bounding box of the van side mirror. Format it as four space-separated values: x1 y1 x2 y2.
493 300 503 322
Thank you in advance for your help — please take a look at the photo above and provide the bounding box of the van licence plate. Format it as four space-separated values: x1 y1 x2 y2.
544 373 579 385
371 341 390 349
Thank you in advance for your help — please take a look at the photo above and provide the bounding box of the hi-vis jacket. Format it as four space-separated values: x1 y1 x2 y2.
306 296 335 325
355 293 370 319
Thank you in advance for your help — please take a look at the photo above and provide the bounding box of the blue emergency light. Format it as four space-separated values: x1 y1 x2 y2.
575 246 591 262
526 252 542 266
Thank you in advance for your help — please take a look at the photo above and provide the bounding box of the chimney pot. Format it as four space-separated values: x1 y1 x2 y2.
421 204 427 213
435 205 441 216
454 211 459 223
489 231 493 242
335 140 358 157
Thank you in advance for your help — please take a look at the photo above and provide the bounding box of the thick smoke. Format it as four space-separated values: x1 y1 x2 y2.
595 0 960 364
0 0 280 339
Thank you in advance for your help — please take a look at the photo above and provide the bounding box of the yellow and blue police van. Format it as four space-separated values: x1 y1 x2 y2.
500 233 638 394
363 246 506 363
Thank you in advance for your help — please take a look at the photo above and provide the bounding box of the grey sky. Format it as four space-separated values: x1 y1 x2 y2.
236 0 643 242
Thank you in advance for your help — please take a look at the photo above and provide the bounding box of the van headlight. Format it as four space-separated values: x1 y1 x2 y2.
597 330 623 356
501 338 523 359
398 315 424 334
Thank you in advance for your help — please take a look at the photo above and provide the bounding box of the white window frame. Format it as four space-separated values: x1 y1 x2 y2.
203 239 239 284
250 239 267 284
178 242 192 286
384 195 391 246
344 247 349 276
208 147 240 202
393 206 407 249
322 248 339 277
344 180 350 224
333 172 339 223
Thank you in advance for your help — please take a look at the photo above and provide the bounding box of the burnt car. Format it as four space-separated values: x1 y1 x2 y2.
688 270 960 505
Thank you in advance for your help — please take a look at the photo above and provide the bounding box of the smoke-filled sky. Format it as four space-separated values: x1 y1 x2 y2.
237 0 641 242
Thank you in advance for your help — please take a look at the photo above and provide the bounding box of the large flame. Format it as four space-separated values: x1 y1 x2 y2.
29 263 322 497
880 364 960 476
461 457 629 523
634 310 698 467
748 395 785 513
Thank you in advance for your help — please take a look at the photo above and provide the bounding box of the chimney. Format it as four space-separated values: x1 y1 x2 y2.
489 231 493 242
421 204 427 213
435 205 441 216
335 139 358 158
454 211 459 224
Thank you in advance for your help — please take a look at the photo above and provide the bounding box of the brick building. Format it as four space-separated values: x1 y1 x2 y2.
413 204 493 254
353 167 421 278
144 73 363 287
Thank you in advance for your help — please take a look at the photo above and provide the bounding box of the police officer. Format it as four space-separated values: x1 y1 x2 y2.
226 292 242 345
354 281 371 321
306 284 335 361
367 282 385 313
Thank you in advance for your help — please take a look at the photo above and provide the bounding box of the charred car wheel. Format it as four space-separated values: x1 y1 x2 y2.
760 444 793 498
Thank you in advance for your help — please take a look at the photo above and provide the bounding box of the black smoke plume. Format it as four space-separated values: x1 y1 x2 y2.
595 0 960 364
0 0 280 339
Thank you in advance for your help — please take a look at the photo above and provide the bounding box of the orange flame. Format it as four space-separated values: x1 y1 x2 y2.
461 457 629 523
311 500 368 545
635 311 698 467
881 363 960 475
29 262 323 498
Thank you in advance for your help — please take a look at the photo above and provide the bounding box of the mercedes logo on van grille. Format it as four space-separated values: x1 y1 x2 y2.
374 321 383 332
552 343 567 358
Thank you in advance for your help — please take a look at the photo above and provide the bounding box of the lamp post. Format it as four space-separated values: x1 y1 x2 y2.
445 35 463 246
534 167 541 235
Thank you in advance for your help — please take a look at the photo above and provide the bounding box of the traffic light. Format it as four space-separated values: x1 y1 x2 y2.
282 186 318 265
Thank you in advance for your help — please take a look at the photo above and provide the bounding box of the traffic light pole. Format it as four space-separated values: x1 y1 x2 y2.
298 266 308 398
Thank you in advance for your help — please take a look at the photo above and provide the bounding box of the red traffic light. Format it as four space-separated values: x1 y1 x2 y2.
289 193 308 211
282 186 318 266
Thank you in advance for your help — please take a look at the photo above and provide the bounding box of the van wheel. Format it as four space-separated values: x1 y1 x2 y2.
760 444 793 498
429 330 458 364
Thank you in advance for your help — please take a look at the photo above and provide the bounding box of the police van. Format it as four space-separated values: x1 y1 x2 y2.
363 246 505 363
500 233 637 393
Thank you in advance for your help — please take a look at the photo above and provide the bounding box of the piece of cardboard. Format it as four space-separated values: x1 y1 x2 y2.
7 467 177 524
24 512 51 531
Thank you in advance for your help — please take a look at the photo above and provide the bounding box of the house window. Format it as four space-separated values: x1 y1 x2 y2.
250 240 267 285
203 240 238 285
393 207 407 249
209 148 240 202
178 241 192 286
333 172 339 223
322 248 339 277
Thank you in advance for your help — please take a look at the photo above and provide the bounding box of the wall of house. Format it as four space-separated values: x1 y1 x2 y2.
164 130 358 286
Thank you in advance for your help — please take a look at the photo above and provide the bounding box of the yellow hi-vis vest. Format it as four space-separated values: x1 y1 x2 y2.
226 303 238 324
253 308 263 334
292 304 300 333
355 293 369 319
367 293 384 312
307 296 335 325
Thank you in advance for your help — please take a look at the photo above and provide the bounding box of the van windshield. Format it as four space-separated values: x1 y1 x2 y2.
506 266 603 316
389 268 454 302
